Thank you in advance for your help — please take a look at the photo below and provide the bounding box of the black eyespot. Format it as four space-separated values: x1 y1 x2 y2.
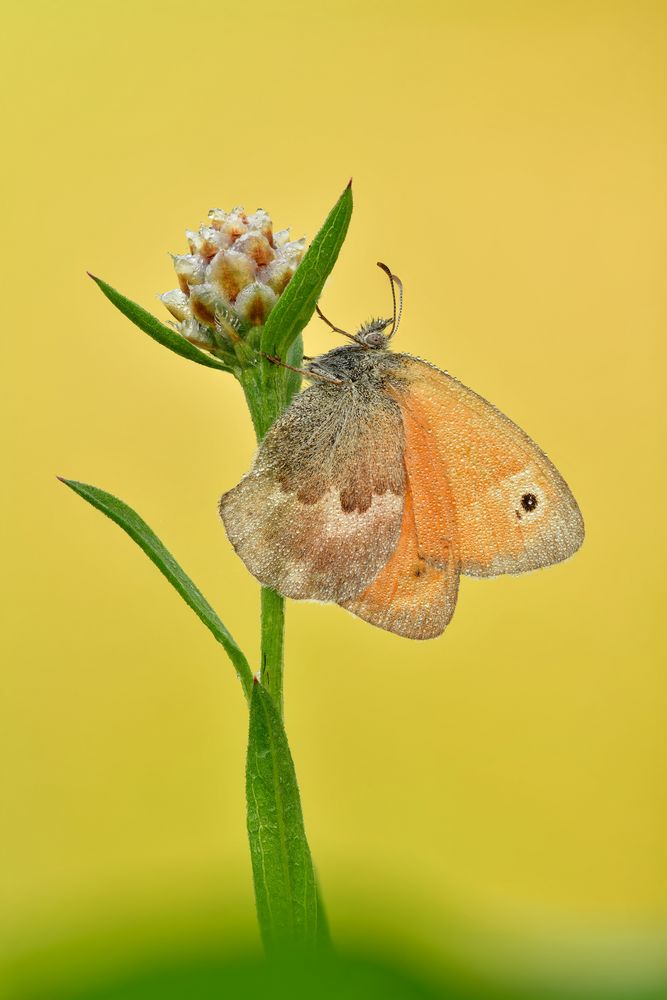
521 492 538 512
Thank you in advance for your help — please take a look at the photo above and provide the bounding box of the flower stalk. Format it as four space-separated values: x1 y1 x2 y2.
240 355 302 719
67 184 353 950
260 586 286 719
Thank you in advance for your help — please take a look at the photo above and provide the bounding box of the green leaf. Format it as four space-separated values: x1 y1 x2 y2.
261 182 353 358
284 332 304 407
59 479 253 701
315 877 332 948
246 682 318 948
89 274 233 372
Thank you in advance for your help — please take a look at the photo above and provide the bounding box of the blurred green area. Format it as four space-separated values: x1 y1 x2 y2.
9 950 459 1000
7 944 667 1000
4 908 667 1000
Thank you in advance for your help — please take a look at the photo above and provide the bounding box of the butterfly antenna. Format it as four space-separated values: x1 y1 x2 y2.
315 305 357 342
377 262 403 339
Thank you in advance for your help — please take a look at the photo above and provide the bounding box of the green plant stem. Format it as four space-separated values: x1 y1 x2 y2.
239 354 302 719
260 586 285 717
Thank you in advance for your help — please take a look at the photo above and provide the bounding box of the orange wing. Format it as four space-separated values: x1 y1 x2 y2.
387 356 584 577
341 400 460 639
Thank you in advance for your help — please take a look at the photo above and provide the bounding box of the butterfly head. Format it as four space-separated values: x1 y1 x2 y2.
316 262 403 351
355 316 393 349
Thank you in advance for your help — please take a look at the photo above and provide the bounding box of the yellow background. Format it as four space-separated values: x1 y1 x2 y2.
3 1 666 994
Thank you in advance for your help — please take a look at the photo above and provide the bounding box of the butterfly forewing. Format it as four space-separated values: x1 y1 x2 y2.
220 382 406 602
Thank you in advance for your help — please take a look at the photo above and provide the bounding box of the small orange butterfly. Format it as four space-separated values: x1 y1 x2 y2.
220 264 584 639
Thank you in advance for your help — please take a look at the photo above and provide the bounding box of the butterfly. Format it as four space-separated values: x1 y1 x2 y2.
219 263 584 639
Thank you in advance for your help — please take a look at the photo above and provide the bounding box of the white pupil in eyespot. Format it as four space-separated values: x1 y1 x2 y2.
521 492 538 512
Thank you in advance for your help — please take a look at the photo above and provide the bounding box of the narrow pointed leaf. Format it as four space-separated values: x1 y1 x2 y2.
59 479 253 700
246 682 318 948
261 183 353 358
315 877 332 948
90 275 233 372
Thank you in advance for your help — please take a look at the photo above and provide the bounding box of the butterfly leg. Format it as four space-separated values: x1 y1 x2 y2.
262 353 344 386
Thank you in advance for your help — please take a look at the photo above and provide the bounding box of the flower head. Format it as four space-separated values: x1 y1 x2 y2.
161 207 305 353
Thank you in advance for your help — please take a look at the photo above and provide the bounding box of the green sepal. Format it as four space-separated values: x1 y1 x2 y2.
89 274 234 372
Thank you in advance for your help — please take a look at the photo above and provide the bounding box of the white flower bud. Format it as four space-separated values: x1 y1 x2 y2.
173 253 206 293
207 208 227 230
220 207 248 243
246 209 273 241
281 237 306 262
178 316 217 350
164 204 305 350
259 258 297 296
160 289 190 322
190 283 227 326
187 226 226 259
208 249 257 303
233 232 275 267
234 281 278 326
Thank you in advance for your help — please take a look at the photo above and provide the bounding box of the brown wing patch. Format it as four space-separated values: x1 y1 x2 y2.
220 382 406 602
388 356 584 577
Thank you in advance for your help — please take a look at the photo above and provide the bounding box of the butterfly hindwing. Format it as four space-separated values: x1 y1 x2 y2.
341 399 460 639
388 356 584 577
